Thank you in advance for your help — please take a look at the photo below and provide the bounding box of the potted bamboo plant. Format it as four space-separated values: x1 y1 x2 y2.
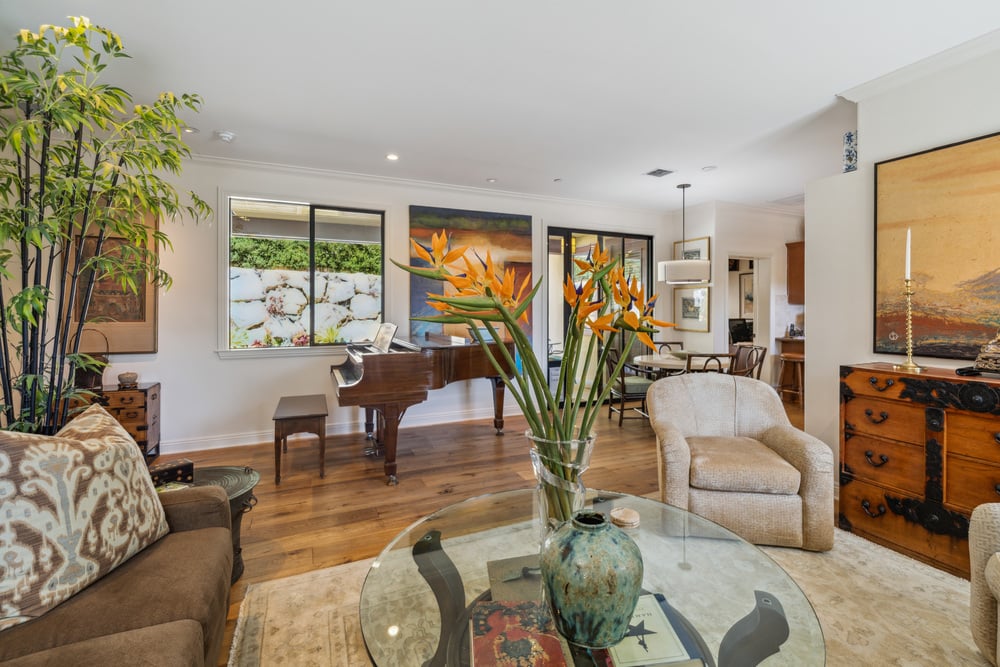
0 17 210 432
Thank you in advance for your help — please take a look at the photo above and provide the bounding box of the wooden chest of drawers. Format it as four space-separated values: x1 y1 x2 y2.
89 382 161 463
840 363 1000 577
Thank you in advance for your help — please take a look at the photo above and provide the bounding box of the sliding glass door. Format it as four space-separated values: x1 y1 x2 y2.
547 228 653 393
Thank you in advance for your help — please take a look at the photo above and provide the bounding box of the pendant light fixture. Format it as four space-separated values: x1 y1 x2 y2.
658 183 710 284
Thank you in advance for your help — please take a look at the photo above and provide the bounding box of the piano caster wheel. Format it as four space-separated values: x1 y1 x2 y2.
386 475 399 486
365 432 374 440
495 428 503 435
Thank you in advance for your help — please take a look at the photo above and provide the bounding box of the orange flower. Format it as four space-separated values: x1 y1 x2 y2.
573 246 611 275
411 230 468 270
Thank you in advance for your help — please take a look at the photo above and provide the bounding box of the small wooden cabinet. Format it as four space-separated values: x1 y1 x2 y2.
89 382 161 463
786 241 804 305
839 363 1000 578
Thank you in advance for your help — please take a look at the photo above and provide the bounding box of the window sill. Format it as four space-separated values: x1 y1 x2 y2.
216 345 350 361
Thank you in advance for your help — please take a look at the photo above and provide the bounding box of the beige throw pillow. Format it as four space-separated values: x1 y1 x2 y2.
0 405 168 630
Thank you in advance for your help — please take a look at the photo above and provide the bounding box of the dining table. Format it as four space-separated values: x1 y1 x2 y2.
633 350 734 374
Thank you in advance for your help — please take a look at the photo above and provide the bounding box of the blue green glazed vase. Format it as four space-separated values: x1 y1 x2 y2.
539 510 643 648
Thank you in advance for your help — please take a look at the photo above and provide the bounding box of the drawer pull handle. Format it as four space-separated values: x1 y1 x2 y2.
121 396 136 405
868 377 895 392
864 409 889 424
861 499 887 518
994 433 1000 445
995 484 1000 496
864 450 889 467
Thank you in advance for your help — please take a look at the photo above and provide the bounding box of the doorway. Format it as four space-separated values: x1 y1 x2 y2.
547 228 653 393
726 255 774 385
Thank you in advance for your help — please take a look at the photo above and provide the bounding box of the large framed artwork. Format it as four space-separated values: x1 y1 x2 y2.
874 131 1000 360
70 211 158 354
673 286 710 333
407 205 533 338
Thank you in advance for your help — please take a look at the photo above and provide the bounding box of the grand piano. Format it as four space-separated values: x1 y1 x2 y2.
331 333 513 484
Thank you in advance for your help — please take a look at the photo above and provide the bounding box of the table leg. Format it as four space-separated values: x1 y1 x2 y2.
318 417 326 479
413 529 465 667
274 430 282 485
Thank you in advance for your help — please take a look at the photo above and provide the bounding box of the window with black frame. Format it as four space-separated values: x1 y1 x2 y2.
227 197 384 349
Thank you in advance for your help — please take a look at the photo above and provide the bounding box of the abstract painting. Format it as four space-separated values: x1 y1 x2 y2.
407 205 533 338
875 132 1000 360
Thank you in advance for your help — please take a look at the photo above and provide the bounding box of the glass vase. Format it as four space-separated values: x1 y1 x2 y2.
526 430 595 535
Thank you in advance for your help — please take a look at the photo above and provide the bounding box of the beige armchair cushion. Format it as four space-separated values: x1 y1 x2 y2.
688 436 801 494
648 373 834 552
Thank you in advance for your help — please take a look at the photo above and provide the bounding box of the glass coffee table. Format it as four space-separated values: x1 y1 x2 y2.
360 489 824 666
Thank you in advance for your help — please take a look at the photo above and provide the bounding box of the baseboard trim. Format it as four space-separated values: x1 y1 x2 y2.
160 406 515 455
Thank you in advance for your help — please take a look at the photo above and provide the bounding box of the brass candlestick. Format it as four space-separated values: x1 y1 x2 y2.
893 278 923 373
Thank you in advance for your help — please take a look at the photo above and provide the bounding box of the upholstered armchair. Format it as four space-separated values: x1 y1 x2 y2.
646 373 835 551
970 502 1000 665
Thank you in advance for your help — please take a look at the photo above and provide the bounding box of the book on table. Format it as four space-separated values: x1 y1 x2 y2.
589 594 708 667
469 599 571 666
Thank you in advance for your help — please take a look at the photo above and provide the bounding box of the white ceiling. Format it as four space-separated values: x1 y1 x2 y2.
4 2 1000 212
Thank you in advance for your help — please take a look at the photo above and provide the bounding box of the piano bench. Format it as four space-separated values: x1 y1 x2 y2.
272 394 329 485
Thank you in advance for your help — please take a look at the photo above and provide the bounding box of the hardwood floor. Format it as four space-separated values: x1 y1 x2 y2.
181 399 805 665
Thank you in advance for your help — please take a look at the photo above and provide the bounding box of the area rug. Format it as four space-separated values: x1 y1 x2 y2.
228 529 989 666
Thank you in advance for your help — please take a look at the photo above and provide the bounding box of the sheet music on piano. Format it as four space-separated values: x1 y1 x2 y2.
350 322 398 354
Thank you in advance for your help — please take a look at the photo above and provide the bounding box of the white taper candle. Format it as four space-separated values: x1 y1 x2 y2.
905 227 911 280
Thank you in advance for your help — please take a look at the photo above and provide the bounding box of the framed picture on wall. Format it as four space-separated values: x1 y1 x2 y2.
739 273 754 318
69 211 159 354
673 286 710 333
874 131 1000 359
673 235 710 263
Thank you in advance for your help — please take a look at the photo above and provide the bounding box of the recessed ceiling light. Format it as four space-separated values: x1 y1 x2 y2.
486 178 497 183
701 165 718 172
214 130 236 143
553 178 562 183
182 126 200 134
386 153 399 161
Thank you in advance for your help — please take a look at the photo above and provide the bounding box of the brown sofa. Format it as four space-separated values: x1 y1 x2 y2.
0 485 233 667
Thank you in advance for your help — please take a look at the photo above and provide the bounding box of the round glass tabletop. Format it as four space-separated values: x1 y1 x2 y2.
360 488 824 666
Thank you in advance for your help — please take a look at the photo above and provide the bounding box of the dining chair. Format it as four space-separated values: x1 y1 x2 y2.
655 340 685 353
684 352 735 373
729 343 767 379
605 346 657 425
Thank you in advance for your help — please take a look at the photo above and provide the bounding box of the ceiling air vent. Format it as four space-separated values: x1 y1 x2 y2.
645 168 674 178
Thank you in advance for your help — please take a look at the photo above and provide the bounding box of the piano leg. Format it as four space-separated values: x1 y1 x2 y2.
364 406 375 440
489 376 506 435
380 404 403 485
363 409 385 457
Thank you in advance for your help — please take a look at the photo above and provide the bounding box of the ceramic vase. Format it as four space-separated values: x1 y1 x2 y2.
526 431 595 534
540 510 643 648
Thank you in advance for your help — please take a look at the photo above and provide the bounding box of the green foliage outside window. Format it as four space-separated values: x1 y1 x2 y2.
230 237 381 273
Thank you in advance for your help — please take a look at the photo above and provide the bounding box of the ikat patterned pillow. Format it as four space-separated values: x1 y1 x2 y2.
0 404 168 630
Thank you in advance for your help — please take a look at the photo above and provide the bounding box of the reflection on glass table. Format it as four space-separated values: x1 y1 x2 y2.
359 488 823 667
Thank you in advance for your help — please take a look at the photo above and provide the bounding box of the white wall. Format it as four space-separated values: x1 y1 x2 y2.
804 47 1000 463
107 159 669 454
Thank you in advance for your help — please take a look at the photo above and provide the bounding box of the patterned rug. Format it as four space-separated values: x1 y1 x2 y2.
228 529 989 666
